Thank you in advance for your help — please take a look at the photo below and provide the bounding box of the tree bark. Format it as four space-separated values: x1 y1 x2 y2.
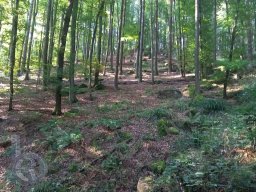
43 0 53 88
48 0 59 77
168 0 173 73
94 2 104 87
25 0 38 80
138 0 145 82
154 0 159 76
150 0 155 83
21 0 34 74
195 0 201 94
69 0 78 103
9 0 19 111
114 0 125 89
223 0 240 99
119 0 126 75
53 0 74 115
213 0 217 65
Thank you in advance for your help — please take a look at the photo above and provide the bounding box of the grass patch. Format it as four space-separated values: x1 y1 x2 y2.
38 119 82 150
96 100 130 113
87 118 124 130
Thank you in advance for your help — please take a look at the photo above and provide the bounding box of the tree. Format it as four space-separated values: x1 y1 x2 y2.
53 0 74 115
25 0 38 80
168 0 173 73
69 0 78 103
195 0 200 94
42 0 53 88
138 0 145 82
154 0 159 76
114 0 125 89
9 0 19 111
223 0 240 99
20 0 34 75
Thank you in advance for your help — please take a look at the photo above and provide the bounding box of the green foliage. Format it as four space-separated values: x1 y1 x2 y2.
166 127 180 135
157 119 169 137
217 59 248 72
97 100 130 113
38 120 82 150
137 107 172 121
116 143 129 154
101 154 121 171
61 86 88 96
201 80 216 90
68 162 79 173
87 118 124 130
154 106 256 191
30 181 67 192
236 82 256 103
116 131 133 143
188 84 196 98
190 97 226 112
150 160 166 175
173 99 190 112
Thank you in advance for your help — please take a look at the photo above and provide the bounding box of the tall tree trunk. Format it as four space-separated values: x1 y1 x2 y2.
223 0 240 99
178 0 184 77
69 0 78 103
88 0 105 89
213 0 217 65
150 0 155 83
21 0 34 74
94 2 104 87
25 0 38 80
168 0 173 73
43 0 53 89
48 0 59 77
119 0 126 75
135 1 142 79
109 0 115 71
195 0 200 94
154 0 159 76
53 0 74 115
138 0 145 82
9 0 19 111
114 0 125 89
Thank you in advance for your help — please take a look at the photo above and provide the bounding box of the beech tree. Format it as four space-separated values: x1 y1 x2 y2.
8 0 19 111
53 0 74 115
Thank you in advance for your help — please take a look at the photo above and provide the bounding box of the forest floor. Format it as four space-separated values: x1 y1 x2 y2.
0 60 256 191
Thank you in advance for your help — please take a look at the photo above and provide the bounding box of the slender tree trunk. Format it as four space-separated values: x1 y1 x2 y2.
247 1 253 63
150 0 155 83
53 0 74 115
94 2 104 87
119 0 126 75
43 0 53 88
213 0 217 64
154 0 159 76
25 0 38 80
21 1 34 74
114 0 125 89
138 0 145 82
195 0 200 94
69 0 78 103
168 0 173 73
88 0 105 89
223 0 240 99
103 2 114 75
135 1 142 79
48 0 59 77
9 0 19 111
